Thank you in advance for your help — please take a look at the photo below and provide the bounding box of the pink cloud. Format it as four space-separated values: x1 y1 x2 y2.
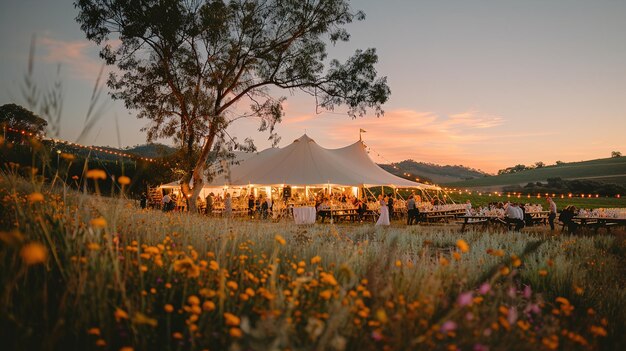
38 35 110 81
258 108 507 172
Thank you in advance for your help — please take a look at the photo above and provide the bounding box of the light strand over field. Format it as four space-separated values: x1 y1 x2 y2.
362 141 431 185
441 187 622 199
3 126 157 163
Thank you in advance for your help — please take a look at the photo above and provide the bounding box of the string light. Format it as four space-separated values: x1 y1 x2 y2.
4 126 157 163
364 142 433 186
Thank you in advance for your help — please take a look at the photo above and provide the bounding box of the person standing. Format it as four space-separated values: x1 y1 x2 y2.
161 193 172 212
140 192 147 209
387 193 394 221
248 194 255 217
407 195 416 225
376 195 390 226
205 192 214 215
224 193 232 218
547 197 557 230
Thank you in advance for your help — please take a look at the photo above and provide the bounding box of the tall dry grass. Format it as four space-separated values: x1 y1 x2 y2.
1 168 624 350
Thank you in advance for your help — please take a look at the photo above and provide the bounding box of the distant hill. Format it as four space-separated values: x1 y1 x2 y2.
445 157 626 190
124 143 177 158
379 160 488 184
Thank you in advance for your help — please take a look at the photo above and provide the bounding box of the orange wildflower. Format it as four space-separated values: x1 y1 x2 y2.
229 327 243 338
114 308 129 322
27 192 44 203
456 239 469 253
275 235 286 246
20 242 47 265
86 169 107 180
224 312 241 326
118 176 131 185
90 217 107 229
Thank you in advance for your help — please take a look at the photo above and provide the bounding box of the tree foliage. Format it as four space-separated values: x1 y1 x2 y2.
75 0 391 210
0 103 48 141
611 151 622 158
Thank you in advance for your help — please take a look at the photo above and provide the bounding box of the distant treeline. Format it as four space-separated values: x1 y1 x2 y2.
503 177 625 196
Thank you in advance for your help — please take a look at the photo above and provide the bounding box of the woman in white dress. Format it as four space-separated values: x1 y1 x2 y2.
376 194 390 226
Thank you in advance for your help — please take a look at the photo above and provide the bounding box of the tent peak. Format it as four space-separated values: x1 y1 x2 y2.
294 134 315 143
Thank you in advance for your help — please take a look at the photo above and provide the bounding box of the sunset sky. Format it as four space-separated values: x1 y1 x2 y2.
1 0 625 173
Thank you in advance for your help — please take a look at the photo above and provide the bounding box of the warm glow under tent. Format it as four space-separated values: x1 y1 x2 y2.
199 134 439 190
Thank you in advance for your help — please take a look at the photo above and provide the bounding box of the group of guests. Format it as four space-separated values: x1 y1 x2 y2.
204 192 233 216
376 193 422 226
502 197 578 232
247 194 273 219
315 194 369 222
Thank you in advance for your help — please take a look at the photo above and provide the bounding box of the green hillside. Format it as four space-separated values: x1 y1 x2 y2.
446 157 626 188
380 160 487 184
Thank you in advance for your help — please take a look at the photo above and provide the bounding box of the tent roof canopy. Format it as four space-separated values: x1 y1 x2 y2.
202 134 439 190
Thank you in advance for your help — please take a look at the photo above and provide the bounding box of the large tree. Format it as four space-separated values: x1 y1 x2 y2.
75 0 391 211
0 103 48 141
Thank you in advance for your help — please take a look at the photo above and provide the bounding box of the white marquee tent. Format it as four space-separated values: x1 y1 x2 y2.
160 134 439 193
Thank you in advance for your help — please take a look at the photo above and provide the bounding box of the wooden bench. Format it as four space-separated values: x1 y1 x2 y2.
456 218 489 232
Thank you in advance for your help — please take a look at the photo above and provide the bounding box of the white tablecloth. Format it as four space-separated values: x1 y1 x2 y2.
292 207 316 225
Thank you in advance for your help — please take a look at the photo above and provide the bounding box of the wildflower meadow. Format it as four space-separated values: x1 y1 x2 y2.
0 169 624 351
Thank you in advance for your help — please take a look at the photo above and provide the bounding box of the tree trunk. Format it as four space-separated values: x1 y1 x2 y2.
187 128 218 213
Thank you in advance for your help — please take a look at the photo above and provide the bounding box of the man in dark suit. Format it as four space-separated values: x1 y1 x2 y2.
387 193 394 220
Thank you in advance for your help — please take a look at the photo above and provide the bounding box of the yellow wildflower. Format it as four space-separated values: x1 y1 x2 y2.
319 289 333 300
187 295 200 306
114 308 129 322
275 235 286 245
229 327 243 338
173 257 200 278
311 255 322 264
456 239 469 253
20 242 47 265
226 281 238 290
224 312 241 326
118 176 131 185
86 169 107 180
202 300 216 312
590 325 607 337
320 272 338 286
90 217 107 229
87 242 101 251
27 192 44 203
555 297 570 305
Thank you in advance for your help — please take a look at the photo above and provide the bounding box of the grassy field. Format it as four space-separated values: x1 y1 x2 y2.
1 171 625 351
445 157 626 188
447 193 626 209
